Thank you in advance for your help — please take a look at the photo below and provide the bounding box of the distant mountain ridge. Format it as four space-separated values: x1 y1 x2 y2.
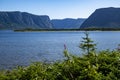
51 18 86 29
80 7 120 29
0 11 52 30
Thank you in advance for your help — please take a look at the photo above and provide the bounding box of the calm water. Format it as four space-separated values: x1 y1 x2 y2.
0 31 120 69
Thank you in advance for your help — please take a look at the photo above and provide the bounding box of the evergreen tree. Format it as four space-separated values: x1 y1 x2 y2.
80 31 96 54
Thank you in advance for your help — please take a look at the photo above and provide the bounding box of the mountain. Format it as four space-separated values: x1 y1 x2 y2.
51 18 85 29
80 7 120 29
0 11 52 30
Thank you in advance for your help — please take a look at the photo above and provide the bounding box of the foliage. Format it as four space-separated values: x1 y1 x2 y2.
80 31 96 54
0 32 120 80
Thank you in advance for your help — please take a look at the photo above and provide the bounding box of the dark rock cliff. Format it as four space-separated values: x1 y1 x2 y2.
0 11 52 30
80 7 120 29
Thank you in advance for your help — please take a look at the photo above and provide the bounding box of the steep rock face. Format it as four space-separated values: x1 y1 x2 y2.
0 11 52 30
51 18 85 29
80 7 120 29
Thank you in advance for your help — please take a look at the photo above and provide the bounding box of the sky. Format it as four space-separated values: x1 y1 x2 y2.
0 0 120 19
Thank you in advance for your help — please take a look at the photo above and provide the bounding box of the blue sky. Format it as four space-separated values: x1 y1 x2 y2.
1 0 120 19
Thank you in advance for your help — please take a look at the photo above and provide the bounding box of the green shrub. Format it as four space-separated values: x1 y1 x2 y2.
0 32 120 80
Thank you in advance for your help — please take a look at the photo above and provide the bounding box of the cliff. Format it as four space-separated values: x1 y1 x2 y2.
80 7 120 29
0 11 52 30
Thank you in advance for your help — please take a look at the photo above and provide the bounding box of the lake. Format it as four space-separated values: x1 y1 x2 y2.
0 31 120 69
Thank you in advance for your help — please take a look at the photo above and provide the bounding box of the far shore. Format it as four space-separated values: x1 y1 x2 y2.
13 28 120 32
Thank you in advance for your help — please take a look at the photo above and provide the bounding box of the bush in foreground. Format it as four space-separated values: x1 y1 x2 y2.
0 32 120 80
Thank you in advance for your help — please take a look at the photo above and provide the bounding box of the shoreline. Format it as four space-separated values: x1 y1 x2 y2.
14 28 120 32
